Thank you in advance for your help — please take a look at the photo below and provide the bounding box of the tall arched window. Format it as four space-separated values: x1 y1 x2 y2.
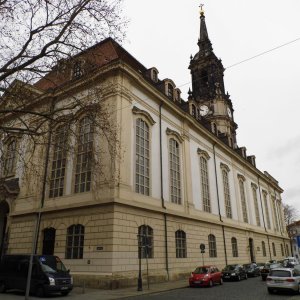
66 224 84 259
138 225 153 259
238 176 248 223
251 184 261 226
175 230 186 258
49 124 68 198
200 156 211 212
263 191 271 229
262 241 266 257
285 244 289 256
169 138 181 204
231 237 238 257
4 139 17 176
75 116 93 193
208 234 217 257
272 242 276 256
221 166 232 218
135 118 150 195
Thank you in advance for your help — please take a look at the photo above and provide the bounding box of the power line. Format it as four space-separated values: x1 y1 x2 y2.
177 37 300 88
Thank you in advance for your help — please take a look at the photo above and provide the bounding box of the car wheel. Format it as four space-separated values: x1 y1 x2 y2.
268 288 274 294
209 280 213 287
220 277 223 285
262 276 266 281
35 286 45 298
0 281 6 293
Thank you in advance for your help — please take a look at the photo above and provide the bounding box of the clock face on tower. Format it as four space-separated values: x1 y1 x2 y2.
200 105 209 116
227 107 232 118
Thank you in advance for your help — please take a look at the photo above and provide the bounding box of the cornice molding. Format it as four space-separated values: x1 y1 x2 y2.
197 148 210 160
132 106 156 125
237 174 246 182
220 162 230 172
166 128 184 143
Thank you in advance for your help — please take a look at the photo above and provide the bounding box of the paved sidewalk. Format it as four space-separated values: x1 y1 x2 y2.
70 279 188 300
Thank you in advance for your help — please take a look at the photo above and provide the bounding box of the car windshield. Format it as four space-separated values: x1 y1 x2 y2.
38 256 67 274
194 267 209 274
270 263 282 269
270 270 291 277
223 265 237 271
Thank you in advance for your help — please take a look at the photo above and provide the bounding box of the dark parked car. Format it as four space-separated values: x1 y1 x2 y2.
189 265 223 287
261 262 282 281
243 263 260 277
0 254 73 297
222 264 247 281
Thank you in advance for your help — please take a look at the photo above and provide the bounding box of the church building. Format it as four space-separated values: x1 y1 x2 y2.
0 8 289 288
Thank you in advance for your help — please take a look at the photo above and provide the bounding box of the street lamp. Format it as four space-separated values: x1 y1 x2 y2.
137 233 143 291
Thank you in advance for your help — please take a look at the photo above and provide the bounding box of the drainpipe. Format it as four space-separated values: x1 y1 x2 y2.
213 143 228 266
258 176 272 260
159 102 169 280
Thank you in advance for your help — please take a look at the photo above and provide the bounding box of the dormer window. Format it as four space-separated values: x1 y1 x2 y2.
152 69 158 82
191 104 196 117
73 61 83 79
167 83 173 99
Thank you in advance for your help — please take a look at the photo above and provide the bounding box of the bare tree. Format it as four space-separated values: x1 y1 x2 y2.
284 203 299 226
0 0 126 92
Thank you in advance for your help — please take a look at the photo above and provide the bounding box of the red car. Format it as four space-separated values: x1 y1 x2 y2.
189 265 223 287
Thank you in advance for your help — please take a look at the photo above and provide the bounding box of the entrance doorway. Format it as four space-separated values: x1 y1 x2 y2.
0 201 9 257
249 238 255 262
42 227 56 255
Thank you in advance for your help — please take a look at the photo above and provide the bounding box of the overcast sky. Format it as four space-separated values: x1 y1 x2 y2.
121 0 300 212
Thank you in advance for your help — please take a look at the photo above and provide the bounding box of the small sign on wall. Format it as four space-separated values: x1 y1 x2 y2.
96 246 104 251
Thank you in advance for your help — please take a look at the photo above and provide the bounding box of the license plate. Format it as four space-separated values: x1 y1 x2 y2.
224 276 230 278
194 281 201 284
274 280 283 283
61 287 68 290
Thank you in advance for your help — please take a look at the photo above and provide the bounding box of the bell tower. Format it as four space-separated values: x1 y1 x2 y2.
188 5 238 148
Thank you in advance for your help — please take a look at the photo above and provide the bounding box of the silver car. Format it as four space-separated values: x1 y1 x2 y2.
266 268 300 294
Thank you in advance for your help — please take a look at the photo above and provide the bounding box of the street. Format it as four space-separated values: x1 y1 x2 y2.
1 276 300 300
125 277 299 300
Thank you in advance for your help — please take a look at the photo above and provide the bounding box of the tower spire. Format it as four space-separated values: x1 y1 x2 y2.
198 4 213 56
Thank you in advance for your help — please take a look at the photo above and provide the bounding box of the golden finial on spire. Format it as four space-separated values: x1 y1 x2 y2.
199 3 204 16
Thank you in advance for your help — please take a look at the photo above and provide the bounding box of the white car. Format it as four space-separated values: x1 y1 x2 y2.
267 267 300 294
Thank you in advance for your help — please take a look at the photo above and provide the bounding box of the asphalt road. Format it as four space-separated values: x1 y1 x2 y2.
124 276 299 300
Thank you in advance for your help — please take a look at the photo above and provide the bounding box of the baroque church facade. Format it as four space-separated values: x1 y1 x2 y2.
0 10 289 288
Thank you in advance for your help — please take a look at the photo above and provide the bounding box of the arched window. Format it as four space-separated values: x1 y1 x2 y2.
285 244 289 256
167 83 174 99
66 224 84 259
272 242 276 257
222 168 232 218
4 138 17 176
252 184 261 226
175 230 186 258
231 237 238 257
238 176 248 223
200 156 211 212
75 116 93 193
263 192 271 229
49 125 68 198
169 138 181 204
262 241 266 257
208 234 217 257
135 118 150 195
138 225 153 259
